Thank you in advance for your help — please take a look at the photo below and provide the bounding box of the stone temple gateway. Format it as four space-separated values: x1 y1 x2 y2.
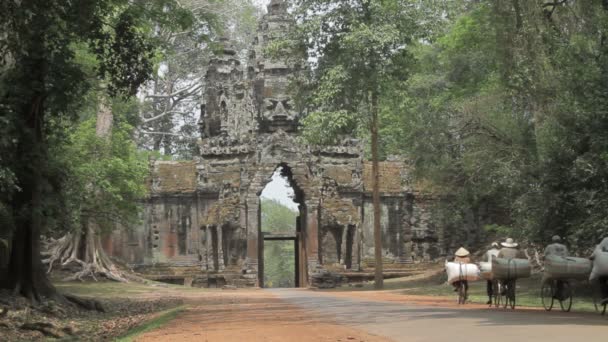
104 0 460 287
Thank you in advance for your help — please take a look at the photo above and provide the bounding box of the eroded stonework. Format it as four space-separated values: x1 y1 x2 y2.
105 0 459 287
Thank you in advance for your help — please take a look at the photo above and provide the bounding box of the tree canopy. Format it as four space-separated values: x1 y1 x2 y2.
378 0 608 252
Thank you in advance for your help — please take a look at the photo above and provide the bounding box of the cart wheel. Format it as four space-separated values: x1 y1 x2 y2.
558 281 572 312
541 281 554 311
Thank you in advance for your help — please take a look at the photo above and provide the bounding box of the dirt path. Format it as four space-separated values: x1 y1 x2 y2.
135 287 608 342
135 289 388 342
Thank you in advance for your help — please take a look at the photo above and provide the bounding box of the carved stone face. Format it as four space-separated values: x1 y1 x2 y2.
263 97 295 121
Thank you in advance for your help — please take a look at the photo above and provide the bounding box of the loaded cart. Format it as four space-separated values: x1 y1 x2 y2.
541 256 592 312
590 250 608 315
445 262 480 304
540 255 591 312
491 257 532 309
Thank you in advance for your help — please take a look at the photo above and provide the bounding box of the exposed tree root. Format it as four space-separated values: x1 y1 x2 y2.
20 322 63 338
43 224 128 283
64 294 105 312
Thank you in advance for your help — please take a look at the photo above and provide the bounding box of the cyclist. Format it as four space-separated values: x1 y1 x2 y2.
497 238 525 298
452 247 472 299
543 235 569 300
485 242 500 304
590 237 608 305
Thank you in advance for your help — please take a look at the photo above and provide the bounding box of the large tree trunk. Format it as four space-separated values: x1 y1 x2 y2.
0 85 59 302
371 90 383 289
43 99 128 283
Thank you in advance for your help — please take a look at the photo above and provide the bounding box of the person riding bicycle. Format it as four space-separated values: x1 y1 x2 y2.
590 237 608 304
497 238 525 296
485 242 500 304
497 238 525 259
543 235 569 300
452 247 472 297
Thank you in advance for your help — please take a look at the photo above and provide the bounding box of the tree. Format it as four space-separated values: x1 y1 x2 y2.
0 0 194 304
43 97 148 282
137 0 260 159
289 0 426 289
380 0 608 253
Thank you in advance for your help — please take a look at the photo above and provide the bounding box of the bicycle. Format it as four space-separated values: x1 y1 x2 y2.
488 279 501 307
541 279 572 312
498 279 516 309
455 280 468 304
592 279 607 316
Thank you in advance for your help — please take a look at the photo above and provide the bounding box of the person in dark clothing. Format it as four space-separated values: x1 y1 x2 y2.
590 237 608 303
485 242 500 304
543 235 569 300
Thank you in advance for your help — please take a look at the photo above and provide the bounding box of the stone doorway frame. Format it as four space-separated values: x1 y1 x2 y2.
250 163 311 288
259 234 300 288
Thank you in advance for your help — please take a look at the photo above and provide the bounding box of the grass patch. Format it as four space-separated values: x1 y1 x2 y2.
54 280 211 298
116 305 186 342
55 281 162 298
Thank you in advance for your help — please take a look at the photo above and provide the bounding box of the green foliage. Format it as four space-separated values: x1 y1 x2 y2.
290 0 426 147
261 198 298 233
261 199 298 288
379 0 608 251
53 115 148 234
263 241 295 288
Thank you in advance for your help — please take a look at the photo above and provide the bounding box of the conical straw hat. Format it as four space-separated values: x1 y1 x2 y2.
454 247 470 257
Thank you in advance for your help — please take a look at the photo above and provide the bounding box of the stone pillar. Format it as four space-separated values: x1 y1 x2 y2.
217 225 225 270
340 225 348 266
305 201 320 274
245 194 260 283
201 226 209 271
353 225 361 271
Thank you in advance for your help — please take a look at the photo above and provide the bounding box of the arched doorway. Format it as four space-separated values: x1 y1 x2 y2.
258 164 304 288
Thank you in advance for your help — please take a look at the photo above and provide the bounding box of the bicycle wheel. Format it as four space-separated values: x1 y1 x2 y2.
508 280 516 309
558 281 572 312
502 282 510 309
495 282 502 308
541 281 554 311
458 282 467 304
493 280 501 308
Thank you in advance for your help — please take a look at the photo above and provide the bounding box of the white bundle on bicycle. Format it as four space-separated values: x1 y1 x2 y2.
590 251 608 280
479 261 493 280
544 255 591 280
445 262 481 284
491 257 531 280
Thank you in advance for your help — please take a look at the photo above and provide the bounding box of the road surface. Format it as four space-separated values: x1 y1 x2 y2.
137 288 607 341
270 289 607 342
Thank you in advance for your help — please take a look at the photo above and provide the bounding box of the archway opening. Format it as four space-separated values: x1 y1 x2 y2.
259 165 302 288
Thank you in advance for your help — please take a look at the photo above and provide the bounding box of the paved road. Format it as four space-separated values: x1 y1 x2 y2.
270 289 608 342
